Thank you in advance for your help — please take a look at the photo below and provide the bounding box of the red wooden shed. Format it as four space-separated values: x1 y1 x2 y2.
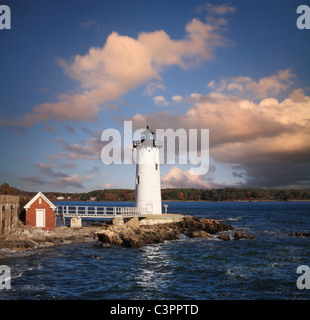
24 192 56 231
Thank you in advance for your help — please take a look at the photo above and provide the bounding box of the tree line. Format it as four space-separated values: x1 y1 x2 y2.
1 183 310 203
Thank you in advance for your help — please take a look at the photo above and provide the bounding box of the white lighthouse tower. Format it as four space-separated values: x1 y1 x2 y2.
133 126 162 215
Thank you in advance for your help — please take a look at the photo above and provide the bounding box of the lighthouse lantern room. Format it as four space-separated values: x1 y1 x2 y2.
133 126 162 215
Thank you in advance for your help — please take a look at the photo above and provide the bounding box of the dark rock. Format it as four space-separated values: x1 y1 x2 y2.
24 239 39 248
93 242 111 248
97 229 123 245
187 230 210 239
182 215 233 235
97 225 180 248
234 231 254 240
291 231 310 237
96 216 238 247
219 233 231 241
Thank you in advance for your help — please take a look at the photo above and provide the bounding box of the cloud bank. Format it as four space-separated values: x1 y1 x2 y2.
130 70 310 188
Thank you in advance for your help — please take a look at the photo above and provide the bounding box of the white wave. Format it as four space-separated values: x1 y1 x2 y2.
226 216 242 221
225 267 249 279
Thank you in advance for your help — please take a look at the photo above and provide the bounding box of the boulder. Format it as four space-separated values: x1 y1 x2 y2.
97 229 123 246
24 239 39 248
291 231 310 237
234 231 254 240
97 225 180 247
43 241 55 247
187 229 210 239
182 215 233 234
219 233 231 241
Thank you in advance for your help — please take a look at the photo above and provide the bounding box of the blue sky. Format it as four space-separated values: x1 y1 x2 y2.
1 0 309 192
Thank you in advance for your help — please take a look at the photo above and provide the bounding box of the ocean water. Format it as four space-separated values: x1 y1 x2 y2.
0 201 310 300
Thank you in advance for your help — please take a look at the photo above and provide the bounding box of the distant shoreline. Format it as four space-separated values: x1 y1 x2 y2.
54 199 310 203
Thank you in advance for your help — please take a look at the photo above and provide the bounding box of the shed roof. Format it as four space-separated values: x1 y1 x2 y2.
24 191 56 210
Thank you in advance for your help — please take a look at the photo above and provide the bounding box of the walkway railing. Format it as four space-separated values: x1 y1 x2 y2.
56 205 149 219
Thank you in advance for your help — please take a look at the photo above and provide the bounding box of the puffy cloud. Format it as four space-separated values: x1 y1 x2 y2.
130 71 310 188
172 95 183 103
138 16 228 69
161 166 211 188
211 69 296 99
154 96 169 106
0 94 98 129
171 92 203 104
59 32 160 103
53 174 93 189
2 8 232 129
95 183 119 189
61 13 230 100
144 82 166 95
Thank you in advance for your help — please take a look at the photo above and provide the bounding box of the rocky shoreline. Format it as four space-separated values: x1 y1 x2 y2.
0 223 99 253
96 215 254 247
0 215 257 253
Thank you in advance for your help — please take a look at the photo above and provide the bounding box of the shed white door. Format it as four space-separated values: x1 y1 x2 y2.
36 209 45 227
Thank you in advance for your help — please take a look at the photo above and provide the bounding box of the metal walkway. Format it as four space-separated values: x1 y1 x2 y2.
56 205 149 220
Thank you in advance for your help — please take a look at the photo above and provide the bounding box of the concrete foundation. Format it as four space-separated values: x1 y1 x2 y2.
124 217 140 228
70 217 82 228
139 214 184 226
113 217 124 226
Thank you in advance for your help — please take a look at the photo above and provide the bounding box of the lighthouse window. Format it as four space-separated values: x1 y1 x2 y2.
136 174 140 185
155 163 158 170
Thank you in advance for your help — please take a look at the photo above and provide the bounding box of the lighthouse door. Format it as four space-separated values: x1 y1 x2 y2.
146 203 153 214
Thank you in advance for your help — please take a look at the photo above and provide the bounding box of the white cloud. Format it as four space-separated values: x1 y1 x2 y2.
172 95 183 103
154 96 169 106
161 166 211 188
1 9 233 129
95 183 119 189
53 174 93 189
130 71 310 188
144 82 166 95
211 69 296 99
